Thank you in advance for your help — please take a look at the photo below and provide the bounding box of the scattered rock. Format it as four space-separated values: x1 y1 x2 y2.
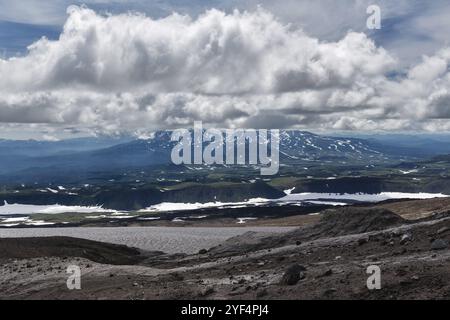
394 248 407 255
400 279 412 286
280 264 307 286
357 238 369 246
198 249 208 255
431 239 448 251
199 287 215 297
256 288 268 298
395 268 408 277
369 235 382 242
400 233 412 245
390 229 402 238
296 240 302 246
321 269 333 277
324 288 337 296
171 272 184 281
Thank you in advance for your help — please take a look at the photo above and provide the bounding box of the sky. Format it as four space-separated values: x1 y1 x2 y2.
1 0 450 140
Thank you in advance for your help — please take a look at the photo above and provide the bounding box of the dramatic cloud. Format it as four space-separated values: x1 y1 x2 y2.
0 6 450 135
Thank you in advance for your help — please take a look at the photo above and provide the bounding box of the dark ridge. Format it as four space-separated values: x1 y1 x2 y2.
208 207 407 257
0 237 145 265
311 207 406 237
160 181 286 204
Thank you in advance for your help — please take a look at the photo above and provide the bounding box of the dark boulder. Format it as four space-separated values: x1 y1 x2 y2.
280 264 306 286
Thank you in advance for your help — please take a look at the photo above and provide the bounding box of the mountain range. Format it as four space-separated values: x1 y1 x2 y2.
1 130 445 178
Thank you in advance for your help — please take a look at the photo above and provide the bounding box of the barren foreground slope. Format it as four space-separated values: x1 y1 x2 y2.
0 199 449 300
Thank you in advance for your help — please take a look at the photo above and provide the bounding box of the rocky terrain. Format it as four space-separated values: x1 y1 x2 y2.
0 198 449 300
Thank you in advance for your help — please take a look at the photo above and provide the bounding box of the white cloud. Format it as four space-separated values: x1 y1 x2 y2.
0 6 450 134
0 6 394 93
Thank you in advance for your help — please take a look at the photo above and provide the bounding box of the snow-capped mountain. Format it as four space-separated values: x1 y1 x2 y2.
0 130 425 181
278 131 386 161
104 130 396 164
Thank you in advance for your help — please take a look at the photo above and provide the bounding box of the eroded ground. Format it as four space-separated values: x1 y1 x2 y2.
0 199 449 300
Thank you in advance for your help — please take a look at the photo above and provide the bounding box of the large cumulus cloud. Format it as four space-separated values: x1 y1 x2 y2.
0 5 450 135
